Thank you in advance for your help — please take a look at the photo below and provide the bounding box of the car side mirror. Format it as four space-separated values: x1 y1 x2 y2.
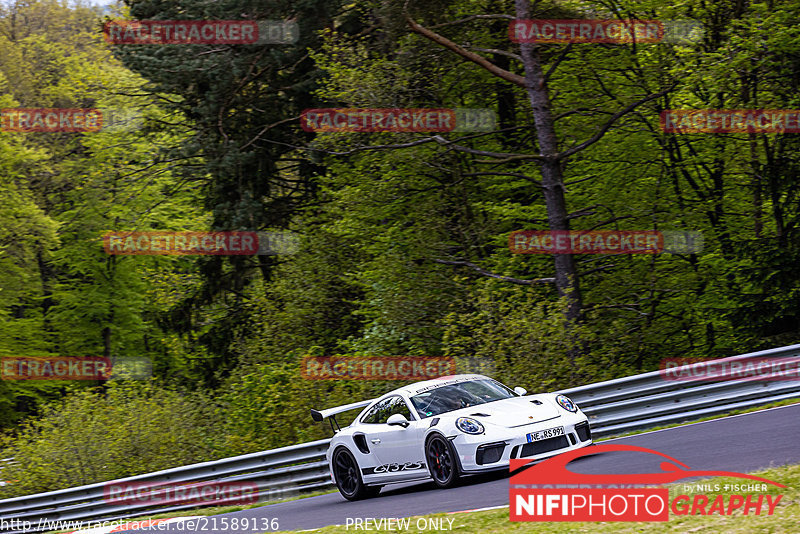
514 387 528 396
387 413 410 428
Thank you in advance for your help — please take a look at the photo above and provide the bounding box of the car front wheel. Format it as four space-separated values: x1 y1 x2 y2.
332 447 380 501
426 434 460 488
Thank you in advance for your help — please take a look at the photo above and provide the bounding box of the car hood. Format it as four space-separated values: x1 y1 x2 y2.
443 395 563 428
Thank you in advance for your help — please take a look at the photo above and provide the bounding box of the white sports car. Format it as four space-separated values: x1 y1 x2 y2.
311 374 592 500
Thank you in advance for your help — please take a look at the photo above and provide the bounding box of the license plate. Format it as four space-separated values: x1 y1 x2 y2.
526 426 565 442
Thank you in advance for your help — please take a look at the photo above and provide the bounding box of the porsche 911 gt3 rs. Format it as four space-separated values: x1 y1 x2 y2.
310 374 592 500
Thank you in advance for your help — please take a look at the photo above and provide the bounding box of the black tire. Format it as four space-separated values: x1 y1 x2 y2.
332 447 380 501
425 434 460 488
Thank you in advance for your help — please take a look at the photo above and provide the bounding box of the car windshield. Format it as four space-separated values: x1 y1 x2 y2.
409 379 517 418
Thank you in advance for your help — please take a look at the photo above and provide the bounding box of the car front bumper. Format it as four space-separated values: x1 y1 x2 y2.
451 415 592 473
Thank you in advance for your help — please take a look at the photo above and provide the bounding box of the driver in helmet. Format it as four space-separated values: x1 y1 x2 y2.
438 389 471 412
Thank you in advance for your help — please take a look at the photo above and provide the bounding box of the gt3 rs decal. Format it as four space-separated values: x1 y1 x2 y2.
362 461 426 475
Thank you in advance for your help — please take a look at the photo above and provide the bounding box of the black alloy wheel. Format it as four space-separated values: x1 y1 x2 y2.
332 447 379 500
426 434 459 488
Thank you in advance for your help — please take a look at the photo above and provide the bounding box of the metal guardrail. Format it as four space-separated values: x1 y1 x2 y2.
558 343 800 437
0 440 333 533
0 344 798 533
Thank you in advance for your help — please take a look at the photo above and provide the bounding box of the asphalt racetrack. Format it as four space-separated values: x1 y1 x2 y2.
139 403 800 533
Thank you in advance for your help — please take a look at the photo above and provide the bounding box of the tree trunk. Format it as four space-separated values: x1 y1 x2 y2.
515 0 582 322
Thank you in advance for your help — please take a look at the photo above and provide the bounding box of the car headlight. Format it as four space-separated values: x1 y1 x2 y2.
555 394 578 412
456 417 484 434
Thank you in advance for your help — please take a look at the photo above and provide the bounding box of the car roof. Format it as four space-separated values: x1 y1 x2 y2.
350 374 496 425
391 373 491 397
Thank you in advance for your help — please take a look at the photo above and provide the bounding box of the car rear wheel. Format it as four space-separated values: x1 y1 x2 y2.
426 434 460 488
332 447 380 501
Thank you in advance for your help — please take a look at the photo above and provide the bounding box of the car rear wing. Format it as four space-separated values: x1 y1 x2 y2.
311 399 375 433
310 399 374 422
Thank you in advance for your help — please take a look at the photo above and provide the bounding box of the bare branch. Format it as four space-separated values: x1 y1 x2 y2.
462 171 542 186
428 14 514 29
404 8 526 87
240 117 299 150
464 46 522 63
434 259 555 285
432 125 532 143
584 215 636 231
564 174 599 186
586 304 648 315
474 155 543 164
257 133 544 162
542 44 573 85
580 264 616 276
557 85 677 160
553 108 609 121
567 207 598 219
430 135 545 160
261 136 442 156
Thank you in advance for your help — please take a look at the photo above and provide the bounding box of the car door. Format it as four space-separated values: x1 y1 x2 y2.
359 395 427 482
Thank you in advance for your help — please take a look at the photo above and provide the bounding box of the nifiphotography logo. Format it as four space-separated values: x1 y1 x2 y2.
510 444 784 522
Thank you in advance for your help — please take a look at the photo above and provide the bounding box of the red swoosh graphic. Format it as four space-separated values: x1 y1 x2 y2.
509 443 785 488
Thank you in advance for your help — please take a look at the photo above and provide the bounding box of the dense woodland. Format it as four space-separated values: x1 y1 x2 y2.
0 0 799 495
